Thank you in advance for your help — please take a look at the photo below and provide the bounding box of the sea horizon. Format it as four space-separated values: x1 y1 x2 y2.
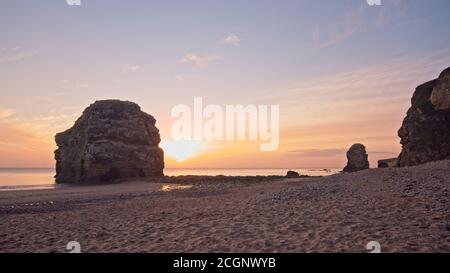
0 167 340 191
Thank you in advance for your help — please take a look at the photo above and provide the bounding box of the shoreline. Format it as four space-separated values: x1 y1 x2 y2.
0 161 448 253
0 169 335 192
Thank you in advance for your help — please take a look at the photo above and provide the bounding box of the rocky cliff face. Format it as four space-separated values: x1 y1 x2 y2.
55 100 164 184
430 67 450 110
398 68 450 167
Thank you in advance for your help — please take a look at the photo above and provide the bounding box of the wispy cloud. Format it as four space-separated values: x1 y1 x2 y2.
175 75 196 82
75 83 89 89
175 75 186 82
0 49 37 64
58 80 90 89
262 49 450 165
0 118 55 167
0 108 13 119
7 105 82 137
268 49 450 126
313 0 407 49
222 33 240 46
287 149 345 157
178 53 222 67
123 65 141 72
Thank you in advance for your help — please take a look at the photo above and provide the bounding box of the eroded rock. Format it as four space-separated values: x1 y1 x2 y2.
398 67 450 167
55 100 164 184
286 171 300 178
430 67 450 110
343 144 369 173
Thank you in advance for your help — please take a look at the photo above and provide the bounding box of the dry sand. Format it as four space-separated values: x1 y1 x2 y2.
0 161 449 253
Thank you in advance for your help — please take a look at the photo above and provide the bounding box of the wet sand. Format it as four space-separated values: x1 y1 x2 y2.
0 161 449 253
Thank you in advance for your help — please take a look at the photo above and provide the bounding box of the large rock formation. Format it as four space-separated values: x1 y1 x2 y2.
343 144 369 172
398 68 450 167
55 100 164 184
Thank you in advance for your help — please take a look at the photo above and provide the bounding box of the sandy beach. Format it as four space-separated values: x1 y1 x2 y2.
0 161 448 253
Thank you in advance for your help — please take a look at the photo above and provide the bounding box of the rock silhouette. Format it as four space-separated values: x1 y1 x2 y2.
378 158 398 168
55 100 164 184
398 67 450 166
286 171 300 178
343 144 369 172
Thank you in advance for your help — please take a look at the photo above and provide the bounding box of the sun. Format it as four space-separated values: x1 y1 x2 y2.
160 140 204 162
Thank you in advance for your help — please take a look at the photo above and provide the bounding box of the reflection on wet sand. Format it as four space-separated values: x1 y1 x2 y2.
161 184 193 192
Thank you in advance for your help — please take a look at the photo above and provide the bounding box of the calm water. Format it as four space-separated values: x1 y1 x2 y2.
0 168 339 191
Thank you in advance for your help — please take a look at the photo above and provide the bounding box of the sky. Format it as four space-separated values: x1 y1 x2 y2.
0 0 450 169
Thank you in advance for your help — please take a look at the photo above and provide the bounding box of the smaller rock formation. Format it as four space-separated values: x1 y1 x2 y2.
286 171 300 178
55 100 164 184
343 144 369 173
397 67 450 166
378 158 398 168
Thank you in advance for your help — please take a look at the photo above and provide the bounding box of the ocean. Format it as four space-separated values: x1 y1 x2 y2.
0 168 339 191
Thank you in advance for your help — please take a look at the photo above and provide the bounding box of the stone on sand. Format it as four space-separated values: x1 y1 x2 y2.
54 100 164 184
378 158 398 168
286 171 300 178
343 144 369 173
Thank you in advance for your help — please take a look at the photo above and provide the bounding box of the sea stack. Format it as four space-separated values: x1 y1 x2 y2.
343 144 369 173
397 67 450 167
54 100 164 184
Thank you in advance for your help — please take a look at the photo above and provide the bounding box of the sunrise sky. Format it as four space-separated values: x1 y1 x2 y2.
1 0 450 169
